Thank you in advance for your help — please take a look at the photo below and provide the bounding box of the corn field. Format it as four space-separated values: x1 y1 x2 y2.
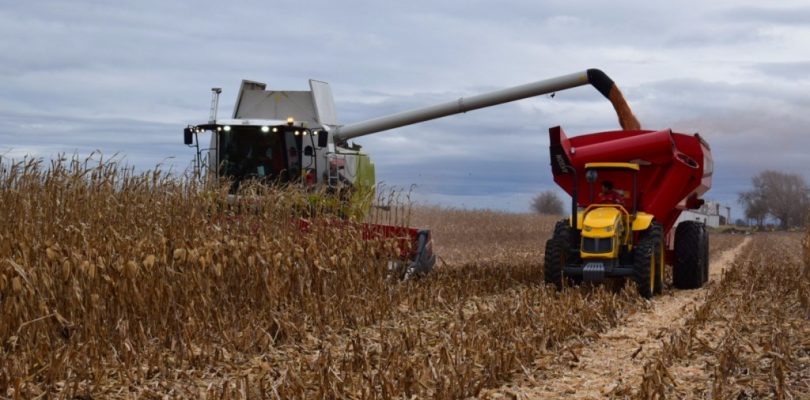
1 158 808 399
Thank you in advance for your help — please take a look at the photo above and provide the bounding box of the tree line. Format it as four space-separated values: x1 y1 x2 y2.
738 170 809 229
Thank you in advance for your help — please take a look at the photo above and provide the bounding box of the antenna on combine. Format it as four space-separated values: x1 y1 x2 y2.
209 88 222 123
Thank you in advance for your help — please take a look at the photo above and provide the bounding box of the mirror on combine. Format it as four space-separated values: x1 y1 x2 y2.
586 169 598 183
183 128 193 145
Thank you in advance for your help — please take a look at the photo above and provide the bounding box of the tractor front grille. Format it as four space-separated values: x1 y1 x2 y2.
583 237 613 253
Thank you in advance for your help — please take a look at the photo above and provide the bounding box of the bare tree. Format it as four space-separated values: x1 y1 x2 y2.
532 190 564 215
739 170 809 229
738 190 767 227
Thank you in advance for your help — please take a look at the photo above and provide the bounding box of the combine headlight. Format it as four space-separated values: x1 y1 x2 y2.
223 125 231 132
294 130 300 136
261 126 270 133
272 127 278 133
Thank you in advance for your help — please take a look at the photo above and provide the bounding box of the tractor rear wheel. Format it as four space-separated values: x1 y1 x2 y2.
673 221 707 289
633 222 662 298
544 219 579 289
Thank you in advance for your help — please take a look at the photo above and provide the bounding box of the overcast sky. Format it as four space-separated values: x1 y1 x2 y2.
2 1 809 217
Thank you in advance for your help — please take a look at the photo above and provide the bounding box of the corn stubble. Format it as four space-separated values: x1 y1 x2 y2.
0 157 403 398
637 232 810 399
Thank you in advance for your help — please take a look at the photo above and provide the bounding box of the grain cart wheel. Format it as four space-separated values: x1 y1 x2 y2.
701 226 710 283
544 219 580 289
673 221 706 289
634 222 662 298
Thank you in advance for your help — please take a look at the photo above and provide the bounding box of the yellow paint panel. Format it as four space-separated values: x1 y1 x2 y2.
631 212 655 231
584 162 639 171
582 207 622 229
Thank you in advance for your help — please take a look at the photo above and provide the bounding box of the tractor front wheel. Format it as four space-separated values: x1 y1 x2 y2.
544 219 579 289
633 222 663 298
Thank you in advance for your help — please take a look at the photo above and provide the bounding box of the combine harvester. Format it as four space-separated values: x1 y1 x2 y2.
184 69 711 292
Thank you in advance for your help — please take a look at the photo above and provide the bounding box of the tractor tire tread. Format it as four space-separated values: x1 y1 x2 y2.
544 219 578 289
634 222 662 298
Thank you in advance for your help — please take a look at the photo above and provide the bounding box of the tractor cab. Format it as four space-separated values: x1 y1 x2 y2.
577 162 640 260
584 162 638 212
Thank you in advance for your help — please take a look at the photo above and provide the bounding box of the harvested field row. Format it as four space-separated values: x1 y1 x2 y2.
480 233 749 399
637 233 810 399
708 232 746 257
171 278 643 399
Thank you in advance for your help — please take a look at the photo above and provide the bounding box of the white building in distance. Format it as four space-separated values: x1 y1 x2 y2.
676 201 729 228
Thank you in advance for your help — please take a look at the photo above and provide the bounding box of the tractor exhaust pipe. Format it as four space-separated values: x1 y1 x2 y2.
334 69 640 142
564 165 579 232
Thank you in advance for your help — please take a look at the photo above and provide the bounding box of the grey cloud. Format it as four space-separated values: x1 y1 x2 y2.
663 28 767 48
0 111 188 171
722 6 810 25
749 61 810 81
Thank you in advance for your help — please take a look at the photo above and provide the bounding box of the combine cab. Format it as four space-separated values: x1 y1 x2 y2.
545 126 713 297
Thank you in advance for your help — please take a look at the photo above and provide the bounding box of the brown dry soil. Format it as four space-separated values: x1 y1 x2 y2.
481 237 753 399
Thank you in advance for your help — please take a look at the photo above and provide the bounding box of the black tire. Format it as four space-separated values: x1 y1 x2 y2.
701 226 710 283
673 221 706 289
544 220 579 289
648 222 665 295
634 222 662 298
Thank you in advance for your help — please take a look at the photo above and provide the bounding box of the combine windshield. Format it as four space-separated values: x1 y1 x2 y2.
217 126 317 187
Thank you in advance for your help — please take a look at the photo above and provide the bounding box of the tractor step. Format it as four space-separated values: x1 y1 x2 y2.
564 263 635 281
583 261 606 281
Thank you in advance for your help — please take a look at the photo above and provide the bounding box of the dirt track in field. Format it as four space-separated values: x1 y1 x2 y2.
482 236 752 399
